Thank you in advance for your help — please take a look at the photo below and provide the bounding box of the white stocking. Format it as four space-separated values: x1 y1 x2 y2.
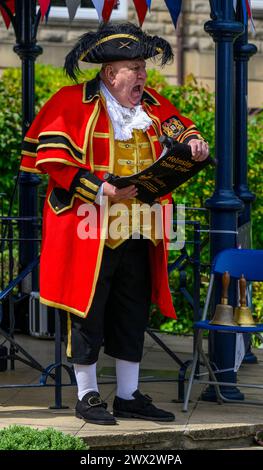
115 359 139 400
73 363 98 400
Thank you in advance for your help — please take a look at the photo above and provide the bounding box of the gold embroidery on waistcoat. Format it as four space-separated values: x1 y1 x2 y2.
105 129 163 249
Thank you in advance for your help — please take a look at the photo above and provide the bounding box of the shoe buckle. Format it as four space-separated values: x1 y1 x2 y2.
87 396 103 407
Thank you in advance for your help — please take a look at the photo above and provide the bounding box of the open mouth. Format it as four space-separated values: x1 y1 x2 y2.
129 84 143 106
132 84 141 94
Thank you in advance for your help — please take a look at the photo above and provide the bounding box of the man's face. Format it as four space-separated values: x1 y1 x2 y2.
107 59 147 108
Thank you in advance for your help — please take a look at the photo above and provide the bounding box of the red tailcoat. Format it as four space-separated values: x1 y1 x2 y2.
20 76 203 319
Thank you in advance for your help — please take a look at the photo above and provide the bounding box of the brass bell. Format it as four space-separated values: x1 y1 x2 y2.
210 271 237 326
234 275 256 326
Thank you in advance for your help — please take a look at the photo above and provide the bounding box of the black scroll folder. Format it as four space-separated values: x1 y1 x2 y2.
104 137 214 204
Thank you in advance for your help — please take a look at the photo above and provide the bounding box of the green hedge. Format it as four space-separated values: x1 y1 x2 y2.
0 64 262 332
0 425 88 450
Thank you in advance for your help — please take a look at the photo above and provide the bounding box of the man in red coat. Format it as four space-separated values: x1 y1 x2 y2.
21 23 209 425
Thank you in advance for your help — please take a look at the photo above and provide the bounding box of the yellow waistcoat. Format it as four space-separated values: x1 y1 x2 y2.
106 129 163 249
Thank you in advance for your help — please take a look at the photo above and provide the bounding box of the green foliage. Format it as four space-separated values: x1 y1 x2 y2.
251 281 263 347
253 282 263 321
0 425 88 450
0 70 22 203
247 111 263 248
145 68 169 92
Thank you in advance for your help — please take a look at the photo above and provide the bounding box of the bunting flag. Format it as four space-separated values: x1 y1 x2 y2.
133 0 148 26
164 0 182 29
0 0 15 29
102 0 116 22
91 0 104 21
0 0 257 35
38 0 51 19
146 0 152 10
245 0 256 34
45 2 51 22
240 0 256 34
66 0 81 21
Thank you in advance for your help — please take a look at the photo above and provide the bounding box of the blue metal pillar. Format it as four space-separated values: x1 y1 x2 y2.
202 0 244 400
234 5 257 364
13 0 42 290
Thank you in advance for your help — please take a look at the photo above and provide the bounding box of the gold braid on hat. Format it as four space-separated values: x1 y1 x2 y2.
64 22 173 82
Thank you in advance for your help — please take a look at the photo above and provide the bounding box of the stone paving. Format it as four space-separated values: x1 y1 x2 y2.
0 332 263 450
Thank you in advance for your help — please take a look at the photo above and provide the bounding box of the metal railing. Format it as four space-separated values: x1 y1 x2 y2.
0 194 75 408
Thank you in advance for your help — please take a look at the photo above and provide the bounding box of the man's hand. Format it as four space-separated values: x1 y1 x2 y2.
103 182 138 202
188 139 209 161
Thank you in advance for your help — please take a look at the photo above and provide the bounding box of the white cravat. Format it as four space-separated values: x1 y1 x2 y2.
100 81 152 141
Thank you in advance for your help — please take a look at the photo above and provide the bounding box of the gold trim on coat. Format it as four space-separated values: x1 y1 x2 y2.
39 131 84 153
36 158 79 169
94 164 110 171
40 297 87 318
88 100 101 172
75 187 96 202
66 313 72 357
47 191 74 215
24 136 39 143
79 178 99 193
22 150 37 157
20 166 41 174
83 99 100 169
37 143 82 161
100 93 115 174
93 132 110 138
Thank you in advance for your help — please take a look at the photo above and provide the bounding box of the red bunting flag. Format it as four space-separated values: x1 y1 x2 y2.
0 0 15 29
133 0 148 26
38 0 51 19
102 0 116 22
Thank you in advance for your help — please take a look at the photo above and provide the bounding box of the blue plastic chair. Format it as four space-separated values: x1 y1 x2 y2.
183 248 263 411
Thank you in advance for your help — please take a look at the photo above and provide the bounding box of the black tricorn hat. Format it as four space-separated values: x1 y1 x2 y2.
64 22 174 81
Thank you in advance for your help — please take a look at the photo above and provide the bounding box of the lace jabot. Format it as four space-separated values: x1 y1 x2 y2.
100 81 152 141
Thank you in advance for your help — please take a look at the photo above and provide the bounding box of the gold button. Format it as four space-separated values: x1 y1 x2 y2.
127 160 132 164
55 206 59 211
125 144 130 148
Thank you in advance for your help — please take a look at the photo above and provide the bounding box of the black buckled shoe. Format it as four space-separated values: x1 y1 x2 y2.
76 391 116 425
113 390 175 422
